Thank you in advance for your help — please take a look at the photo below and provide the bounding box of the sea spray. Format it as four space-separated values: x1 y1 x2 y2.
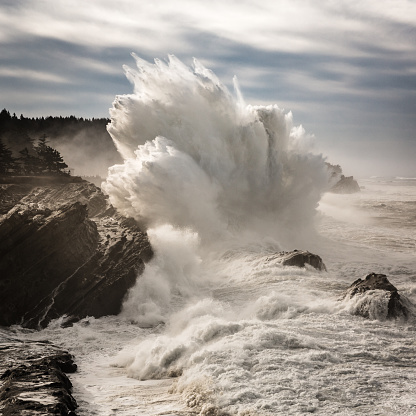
120 225 206 326
21 177 416 414
103 55 328 244
102 55 333 414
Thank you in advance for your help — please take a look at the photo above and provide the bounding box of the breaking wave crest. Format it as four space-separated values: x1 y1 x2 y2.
103 54 328 246
102 55 333 414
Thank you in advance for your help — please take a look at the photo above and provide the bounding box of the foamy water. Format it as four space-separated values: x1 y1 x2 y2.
11 58 416 415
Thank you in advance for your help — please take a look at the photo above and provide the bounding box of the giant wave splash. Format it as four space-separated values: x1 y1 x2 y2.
103 54 328 245
101 56 332 414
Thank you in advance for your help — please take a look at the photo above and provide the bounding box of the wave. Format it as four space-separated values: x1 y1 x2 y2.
100 56 336 413
103 55 328 247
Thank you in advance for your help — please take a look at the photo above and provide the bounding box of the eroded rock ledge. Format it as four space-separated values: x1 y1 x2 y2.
0 337 77 416
0 178 153 329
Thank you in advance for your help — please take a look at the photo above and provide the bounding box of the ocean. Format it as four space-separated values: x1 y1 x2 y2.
6 57 416 415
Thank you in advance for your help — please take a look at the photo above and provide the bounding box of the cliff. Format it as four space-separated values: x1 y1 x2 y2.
0 177 152 329
325 163 360 194
329 174 361 194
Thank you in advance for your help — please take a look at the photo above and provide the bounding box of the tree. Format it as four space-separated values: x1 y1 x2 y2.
0 138 17 174
0 109 12 135
18 147 43 175
35 135 68 175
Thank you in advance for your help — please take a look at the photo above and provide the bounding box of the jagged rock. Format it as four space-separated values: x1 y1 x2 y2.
17 181 115 218
267 250 327 271
0 179 152 329
330 175 360 194
0 184 35 215
325 163 360 194
0 202 99 327
343 273 411 320
0 338 77 416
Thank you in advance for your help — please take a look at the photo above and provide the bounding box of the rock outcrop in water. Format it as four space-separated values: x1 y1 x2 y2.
326 163 360 194
0 177 152 329
330 174 360 194
343 273 412 320
267 250 327 271
0 337 77 415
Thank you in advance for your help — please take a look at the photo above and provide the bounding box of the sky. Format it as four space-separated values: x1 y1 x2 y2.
1 0 415 177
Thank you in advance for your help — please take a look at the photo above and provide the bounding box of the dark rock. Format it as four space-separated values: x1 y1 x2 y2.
0 338 77 415
325 163 360 194
343 273 412 320
329 175 360 194
0 202 99 327
267 250 327 271
0 184 35 215
0 175 83 186
0 180 153 329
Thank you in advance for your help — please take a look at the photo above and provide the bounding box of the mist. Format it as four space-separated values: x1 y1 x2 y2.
49 129 122 178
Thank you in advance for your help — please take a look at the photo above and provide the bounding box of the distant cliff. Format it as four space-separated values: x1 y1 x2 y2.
0 177 152 329
326 163 360 194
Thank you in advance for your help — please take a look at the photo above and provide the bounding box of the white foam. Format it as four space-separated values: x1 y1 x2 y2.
103 55 328 246
16 58 416 415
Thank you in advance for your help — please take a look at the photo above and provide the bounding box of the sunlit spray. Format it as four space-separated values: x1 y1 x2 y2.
103 54 328 244
102 55 331 414
18 57 415 416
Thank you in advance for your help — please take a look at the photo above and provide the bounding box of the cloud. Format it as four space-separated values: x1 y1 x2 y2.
0 0 415 175
0 67 69 83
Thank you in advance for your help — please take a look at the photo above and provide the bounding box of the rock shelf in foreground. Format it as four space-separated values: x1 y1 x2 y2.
0 338 77 415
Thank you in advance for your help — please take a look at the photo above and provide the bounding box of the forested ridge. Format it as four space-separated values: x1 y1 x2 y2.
0 109 120 177
0 108 109 138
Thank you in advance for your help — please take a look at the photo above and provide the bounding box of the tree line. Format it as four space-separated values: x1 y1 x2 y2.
0 109 121 175
0 134 69 176
0 108 109 137
0 109 74 176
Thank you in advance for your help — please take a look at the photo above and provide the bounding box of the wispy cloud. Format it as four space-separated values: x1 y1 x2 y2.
0 67 69 83
0 0 415 175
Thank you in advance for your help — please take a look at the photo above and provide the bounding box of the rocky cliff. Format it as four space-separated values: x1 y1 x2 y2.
0 178 152 329
326 163 360 193
330 174 361 194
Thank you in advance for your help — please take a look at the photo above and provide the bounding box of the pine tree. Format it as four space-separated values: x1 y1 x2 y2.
0 109 12 135
0 138 17 174
50 148 68 174
35 135 69 175
18 147 43 175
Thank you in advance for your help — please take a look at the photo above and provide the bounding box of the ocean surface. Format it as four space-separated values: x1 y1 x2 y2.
5 57 416 415
12 176 413 416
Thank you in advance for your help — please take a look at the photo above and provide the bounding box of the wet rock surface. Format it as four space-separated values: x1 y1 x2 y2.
268 250 327 271
0 178 152 328
344 273 413 320
0 335 77 415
